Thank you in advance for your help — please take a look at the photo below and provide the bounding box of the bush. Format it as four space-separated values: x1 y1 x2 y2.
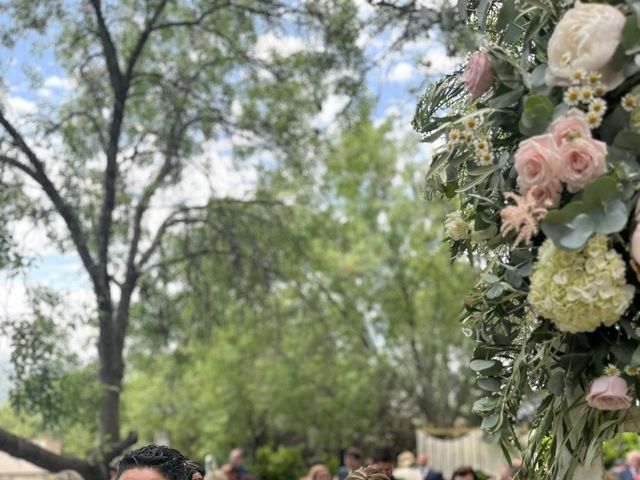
254 446 307 480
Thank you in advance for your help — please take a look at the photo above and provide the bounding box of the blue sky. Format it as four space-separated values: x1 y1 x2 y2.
0 2 461 394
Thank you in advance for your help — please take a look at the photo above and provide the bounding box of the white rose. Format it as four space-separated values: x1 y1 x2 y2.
444 212 470 241
546 2 626 91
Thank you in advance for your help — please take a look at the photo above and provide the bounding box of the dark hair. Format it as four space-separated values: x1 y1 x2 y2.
451 466 478 480
345 447 363 460
116 444 196 480
371 446 393 464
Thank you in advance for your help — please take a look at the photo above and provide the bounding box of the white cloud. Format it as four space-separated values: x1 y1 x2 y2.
419 44 462 77
253 32 306 61
43 75 73 90
387 62 416 82
6 96 37 115
313 94 349 131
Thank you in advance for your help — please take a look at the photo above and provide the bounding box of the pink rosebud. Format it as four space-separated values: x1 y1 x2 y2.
514 134 562 207
462 51 495 102
558 137 607 193
549 109 592 147
586 375 632 411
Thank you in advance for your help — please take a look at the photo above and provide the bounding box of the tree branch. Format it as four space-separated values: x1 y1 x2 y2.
88 0 124 94
124 0 170 81
0 427 100 478
137 206 209 270
0 114 99 287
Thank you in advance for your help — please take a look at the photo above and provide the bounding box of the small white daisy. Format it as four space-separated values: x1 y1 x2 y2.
579 86 594 103
464 117 480 130
622 94 637 112
475 150 493 166
586 111 603 129
593 83 607 97
605 364 620 377
625 366 640 376
571 68 587 84
462 130 474 143
446 140 455 152
586 71 602 86
449 130 461 142
474 138 491 152
589 98 607 115
564 87 580 106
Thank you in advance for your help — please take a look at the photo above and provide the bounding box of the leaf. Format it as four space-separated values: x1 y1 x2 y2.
478 0 492 31
541 176 630 250
614 130 640 155
496 0 515 32
477 377 502 392
486 283 504 299
488 87 524 108
470 359 502 375
611 344 635 364
547 370 565 396
519 94 555 136
481 413 501 430
630 344 640 367
473 396 500 413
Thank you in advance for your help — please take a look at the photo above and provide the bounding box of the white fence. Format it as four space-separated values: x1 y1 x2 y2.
417 428 513 479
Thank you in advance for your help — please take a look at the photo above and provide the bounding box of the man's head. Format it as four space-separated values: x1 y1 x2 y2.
451 466 478 480
115 445 194 480
371 446 394 479
416 453 428 468
628 451 640 470
344 447 363 470
346 466 390 480
229 449 243 467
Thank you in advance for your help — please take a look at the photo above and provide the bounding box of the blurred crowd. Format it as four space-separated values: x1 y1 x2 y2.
609 450 640 479
100 444 524 480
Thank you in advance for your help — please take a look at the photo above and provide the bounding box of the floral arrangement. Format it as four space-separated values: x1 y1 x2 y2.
413 0 640 477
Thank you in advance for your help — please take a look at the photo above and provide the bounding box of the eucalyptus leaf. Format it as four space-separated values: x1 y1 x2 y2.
541 176 630 250
470 359 503 375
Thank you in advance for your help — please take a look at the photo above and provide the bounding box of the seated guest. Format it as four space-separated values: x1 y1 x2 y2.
308 464 332 480
371 446 395 480
339 447 364 480
450 466 477 480
393 452 420 480
115 444 201 480
417 453 443 480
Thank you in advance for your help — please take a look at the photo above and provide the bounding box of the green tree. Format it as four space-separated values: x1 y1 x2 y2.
121 112 477 459
0 1 364 477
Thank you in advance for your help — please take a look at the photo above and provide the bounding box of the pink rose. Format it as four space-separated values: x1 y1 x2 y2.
586 375 632 411
462 51 495 102
514 134 561 202
630 224 640 279
549 109 591 147
528 182 562 209
558 137 607 193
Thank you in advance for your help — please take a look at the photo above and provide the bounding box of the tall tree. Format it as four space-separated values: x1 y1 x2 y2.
0 1 364 477
119 112 477 459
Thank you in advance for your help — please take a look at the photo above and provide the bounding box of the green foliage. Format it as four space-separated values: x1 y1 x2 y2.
415 2 640 479
603 432 640 467
121 112 477 460
541 176 632 250
254 446 307 480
